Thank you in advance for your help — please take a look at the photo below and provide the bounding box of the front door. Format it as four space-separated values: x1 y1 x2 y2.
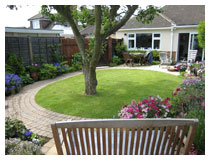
177 33 189 62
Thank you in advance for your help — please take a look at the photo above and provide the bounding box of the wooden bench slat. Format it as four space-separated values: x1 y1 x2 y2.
155 127 164 155
134 128 141 155
161 126 171 155
119 128 123 155
79 128 86 155
102 128 106 155
84 128 91 155
129 128 135 155
73 128 80 155
124 128 129 155
61 128 70 155
171 126 181 154
150 127 158 155
90 128 96 155
108 128 112 155
166 126 176 154
114 128 118 155
67 128 75 155
176 126 187 155
145 127 153 155
97 128 101 155
140 127 147 155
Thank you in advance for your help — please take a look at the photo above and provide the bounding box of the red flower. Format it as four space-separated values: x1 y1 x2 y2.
173 91 177 95
176 88 181 92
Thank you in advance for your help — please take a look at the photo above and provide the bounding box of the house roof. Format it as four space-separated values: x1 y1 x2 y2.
28 13 49 21
121 14 172 29
162 5 205 25
120 5 205 30
5 27 63 34
80 25 94 35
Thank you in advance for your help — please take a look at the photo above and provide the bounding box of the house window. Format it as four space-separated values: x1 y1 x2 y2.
190 34 199 50
128 33 135 49
153 33 161 50
127 33 161 50
32 20 40 29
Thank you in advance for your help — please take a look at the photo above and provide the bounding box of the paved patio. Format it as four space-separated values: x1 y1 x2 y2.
5 65 179 154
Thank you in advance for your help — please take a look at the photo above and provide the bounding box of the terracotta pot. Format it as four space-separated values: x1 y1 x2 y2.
30 71 39 81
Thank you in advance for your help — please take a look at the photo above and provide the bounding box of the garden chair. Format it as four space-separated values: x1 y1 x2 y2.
159 52 172 67
123 52 134 66
51 118 198 155
188 50 197 63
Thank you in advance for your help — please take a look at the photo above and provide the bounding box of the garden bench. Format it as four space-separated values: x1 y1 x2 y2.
51 118 198 155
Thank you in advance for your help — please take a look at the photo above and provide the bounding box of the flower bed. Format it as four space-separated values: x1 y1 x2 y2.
5 117 47 155
118 96 171 119
5 73 22 96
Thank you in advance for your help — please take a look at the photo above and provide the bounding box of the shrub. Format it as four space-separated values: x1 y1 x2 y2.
20 74 34 86
53 62 67 75
112 56 122 65
186 108 205 154
6 53 26 76
5 73 22 95
38 64 58 80
118 96 171 119
5 138 41 155
197 20 205 49
115 42 127 59
190 62 205 76
72 52 82 65
152 50 160 61
26 64 40 73
175 64 188 72
5 117 27 140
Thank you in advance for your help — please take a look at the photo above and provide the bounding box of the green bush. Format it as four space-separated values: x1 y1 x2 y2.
128 50 146 53
115 42 127 59
152 50 160 61
6 53 26 76
38 64 58 80
186 108 205 154
5 117 27 140
112 56 122 65
5 138 41 155
71 53 82 71
20 74 34 86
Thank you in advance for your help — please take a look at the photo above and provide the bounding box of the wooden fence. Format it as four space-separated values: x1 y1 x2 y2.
61 37 123 65
5 36 123 66
5 37 61 65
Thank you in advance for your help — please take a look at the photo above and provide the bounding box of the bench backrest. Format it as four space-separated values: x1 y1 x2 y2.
51 118 198 155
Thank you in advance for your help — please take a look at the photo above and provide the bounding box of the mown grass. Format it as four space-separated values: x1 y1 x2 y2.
35 69 183 118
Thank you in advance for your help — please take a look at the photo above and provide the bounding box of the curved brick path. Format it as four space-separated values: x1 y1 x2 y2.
5 65 179 154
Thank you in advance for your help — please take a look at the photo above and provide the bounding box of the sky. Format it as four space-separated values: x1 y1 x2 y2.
4 5 42 27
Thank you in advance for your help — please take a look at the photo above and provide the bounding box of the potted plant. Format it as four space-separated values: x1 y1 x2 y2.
27 64 39 81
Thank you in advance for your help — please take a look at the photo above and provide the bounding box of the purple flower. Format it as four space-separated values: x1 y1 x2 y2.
24 131 33 137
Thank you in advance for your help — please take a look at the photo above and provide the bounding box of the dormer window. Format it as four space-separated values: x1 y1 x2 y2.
32 20 40 29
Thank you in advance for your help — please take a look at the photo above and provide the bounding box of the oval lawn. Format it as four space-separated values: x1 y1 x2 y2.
35 69 183 118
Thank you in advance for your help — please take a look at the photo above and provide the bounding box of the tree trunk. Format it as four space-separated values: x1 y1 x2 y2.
83 65 97 95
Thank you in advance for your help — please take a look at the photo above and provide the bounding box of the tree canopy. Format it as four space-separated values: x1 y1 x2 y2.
197 20 205 49
40 5 162 95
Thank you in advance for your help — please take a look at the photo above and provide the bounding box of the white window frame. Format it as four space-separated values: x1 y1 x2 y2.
127 33 136 50
127 32 161 50
32 20 40 29
152 33 161 50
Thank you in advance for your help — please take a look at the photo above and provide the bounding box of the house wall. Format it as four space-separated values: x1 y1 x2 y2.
115 27 198 62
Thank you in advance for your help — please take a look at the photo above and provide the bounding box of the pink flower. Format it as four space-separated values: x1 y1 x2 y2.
176 88 181 92
173 91 177 95
201 102 205 108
